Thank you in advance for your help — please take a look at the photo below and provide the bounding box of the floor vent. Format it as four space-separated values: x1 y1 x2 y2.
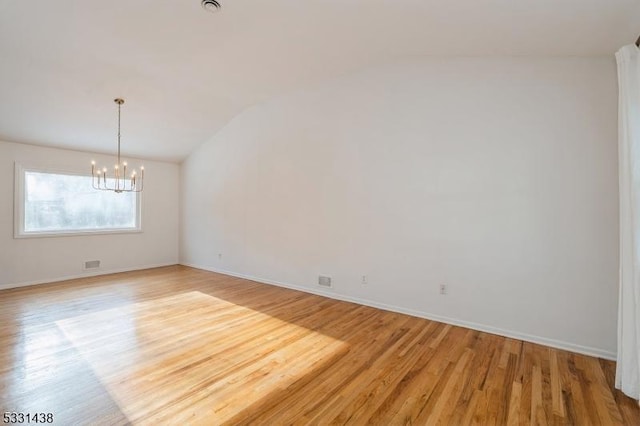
318 275 332 288
84 260 101 270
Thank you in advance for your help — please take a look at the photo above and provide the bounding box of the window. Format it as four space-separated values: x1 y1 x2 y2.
14 165 141 237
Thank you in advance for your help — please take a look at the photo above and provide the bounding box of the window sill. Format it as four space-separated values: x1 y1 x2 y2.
14 228 143 239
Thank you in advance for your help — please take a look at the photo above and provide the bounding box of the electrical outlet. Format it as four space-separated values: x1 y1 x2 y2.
361 275 368 286
439 284 447 295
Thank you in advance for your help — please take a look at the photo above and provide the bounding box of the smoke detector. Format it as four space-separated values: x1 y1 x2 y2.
202 0 221 12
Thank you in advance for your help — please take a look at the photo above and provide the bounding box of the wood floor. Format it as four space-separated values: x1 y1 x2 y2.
0 266 637 425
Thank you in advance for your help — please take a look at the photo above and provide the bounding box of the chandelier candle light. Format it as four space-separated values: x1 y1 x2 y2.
91 98 144 193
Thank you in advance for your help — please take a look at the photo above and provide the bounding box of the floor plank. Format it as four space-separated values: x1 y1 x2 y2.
0 266 637 425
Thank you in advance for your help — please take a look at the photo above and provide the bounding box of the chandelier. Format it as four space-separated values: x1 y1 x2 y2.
91 98 144 193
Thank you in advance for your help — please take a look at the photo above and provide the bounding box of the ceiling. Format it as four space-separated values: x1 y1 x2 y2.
0 1 638 162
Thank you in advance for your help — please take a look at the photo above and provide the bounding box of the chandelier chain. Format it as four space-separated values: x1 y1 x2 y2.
117 100 121 166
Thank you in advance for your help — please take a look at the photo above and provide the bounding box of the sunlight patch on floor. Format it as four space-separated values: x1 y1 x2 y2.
56 291 347 424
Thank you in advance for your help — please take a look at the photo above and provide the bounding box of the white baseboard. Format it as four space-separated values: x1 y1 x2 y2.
182 262 617 361
0 262 179 291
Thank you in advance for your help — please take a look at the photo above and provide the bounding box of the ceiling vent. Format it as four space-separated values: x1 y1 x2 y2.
202 0 221 12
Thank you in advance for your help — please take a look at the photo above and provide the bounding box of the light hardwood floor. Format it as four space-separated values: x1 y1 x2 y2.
0 265 638 425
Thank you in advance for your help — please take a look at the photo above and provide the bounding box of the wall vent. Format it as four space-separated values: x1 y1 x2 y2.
318 275 332 288
84 260 101 270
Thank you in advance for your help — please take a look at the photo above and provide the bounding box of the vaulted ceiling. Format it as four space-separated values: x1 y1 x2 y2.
0 0 638 162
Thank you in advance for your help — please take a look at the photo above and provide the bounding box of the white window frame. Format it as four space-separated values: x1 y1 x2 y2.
14 163 142 238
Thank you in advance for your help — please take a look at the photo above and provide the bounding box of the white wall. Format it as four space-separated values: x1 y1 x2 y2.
0 140 180 288
181 56 619 358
